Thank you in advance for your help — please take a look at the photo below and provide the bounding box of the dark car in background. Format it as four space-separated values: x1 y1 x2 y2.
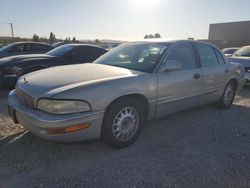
52 42 68 48
0 44 107 87
0 44 5 49
0 42 53 59
229 46 250 85
222 47 240 57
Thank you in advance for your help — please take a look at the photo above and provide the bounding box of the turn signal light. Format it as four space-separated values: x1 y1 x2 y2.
47 123 91 135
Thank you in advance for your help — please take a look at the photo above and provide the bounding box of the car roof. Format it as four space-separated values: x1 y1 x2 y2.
134 38 192 43
223 47 240 50
10 42 52 46
240 45 250 48
65 43 107 50
132 38 220 49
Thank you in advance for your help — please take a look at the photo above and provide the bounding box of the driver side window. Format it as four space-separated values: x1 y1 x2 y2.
165 43 197 70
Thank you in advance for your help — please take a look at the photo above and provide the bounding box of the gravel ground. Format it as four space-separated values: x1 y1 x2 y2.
0 88 250 188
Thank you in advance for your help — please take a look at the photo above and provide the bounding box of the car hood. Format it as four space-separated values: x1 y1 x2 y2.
0 54 54 65
17 63 141 99
229 57 250 68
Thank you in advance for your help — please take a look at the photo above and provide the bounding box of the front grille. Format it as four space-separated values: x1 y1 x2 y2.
16 86 35 108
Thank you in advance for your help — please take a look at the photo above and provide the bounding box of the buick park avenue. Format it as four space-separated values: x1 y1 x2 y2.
8 40 245 148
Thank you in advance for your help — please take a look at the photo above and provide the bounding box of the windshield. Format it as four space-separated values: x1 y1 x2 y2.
233 46 250 57
46 45 74 57
94 43 168 72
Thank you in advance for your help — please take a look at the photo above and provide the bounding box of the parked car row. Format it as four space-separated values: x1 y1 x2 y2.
223 46 250 85
0 44 107 87
7 39 245 148
0 42 54 59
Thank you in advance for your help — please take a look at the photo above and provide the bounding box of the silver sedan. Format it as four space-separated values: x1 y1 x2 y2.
8 40 245 148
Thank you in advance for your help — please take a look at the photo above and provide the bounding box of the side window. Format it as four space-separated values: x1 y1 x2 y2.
197 43 218 67
166 43 197 70
97 48 107 57
214 49 225 65
77 47 106 62
30 44 51 52
14 44 26 52
25 44 32 52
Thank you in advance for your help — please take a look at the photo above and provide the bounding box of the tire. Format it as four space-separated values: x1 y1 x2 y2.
217 81 236 109
101 98 145 149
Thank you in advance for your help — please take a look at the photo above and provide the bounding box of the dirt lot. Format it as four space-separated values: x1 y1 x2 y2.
0 88 250 188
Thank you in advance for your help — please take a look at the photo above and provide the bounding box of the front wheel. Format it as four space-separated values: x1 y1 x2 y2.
217 81 236 109
101 98 144 149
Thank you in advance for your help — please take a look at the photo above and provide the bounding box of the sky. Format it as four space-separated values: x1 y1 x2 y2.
0 0 250 41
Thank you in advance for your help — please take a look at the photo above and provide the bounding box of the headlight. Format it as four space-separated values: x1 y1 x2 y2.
37 99 91 114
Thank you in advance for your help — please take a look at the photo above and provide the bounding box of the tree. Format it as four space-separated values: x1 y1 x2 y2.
154 33 161 38
32 34 39 42
64 37 71 42
49 32 56 43
144 33 162 39
72 37 76 42
148 34 154 39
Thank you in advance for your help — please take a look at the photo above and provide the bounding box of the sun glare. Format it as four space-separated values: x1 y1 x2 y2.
130 0 161 8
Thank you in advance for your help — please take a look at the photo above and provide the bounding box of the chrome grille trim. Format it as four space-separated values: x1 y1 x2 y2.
15 86 35 108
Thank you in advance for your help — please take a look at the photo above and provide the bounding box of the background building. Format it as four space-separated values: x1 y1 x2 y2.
206 21 250 49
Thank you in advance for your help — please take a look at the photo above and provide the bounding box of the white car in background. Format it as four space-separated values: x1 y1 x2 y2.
229 46 250 85
222 47 240 57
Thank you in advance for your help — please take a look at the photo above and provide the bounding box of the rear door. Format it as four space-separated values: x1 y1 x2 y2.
156 41 203 118
196 43 229 103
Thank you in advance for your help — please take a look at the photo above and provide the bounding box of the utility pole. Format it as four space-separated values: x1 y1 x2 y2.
0 22 14 39
9 23 14 38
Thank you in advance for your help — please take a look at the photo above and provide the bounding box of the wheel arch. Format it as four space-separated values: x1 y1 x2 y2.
104 93 150 120
228 78 238 90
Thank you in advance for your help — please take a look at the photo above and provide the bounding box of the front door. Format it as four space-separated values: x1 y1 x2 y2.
156 42 203 118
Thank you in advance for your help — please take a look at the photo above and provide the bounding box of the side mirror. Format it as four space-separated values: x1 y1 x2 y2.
162 60 182 72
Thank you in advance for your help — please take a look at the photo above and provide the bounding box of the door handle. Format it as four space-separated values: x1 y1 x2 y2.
193 73 201 79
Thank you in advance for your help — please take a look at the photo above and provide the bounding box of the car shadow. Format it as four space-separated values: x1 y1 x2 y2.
1 103 249 153
0 103 249 187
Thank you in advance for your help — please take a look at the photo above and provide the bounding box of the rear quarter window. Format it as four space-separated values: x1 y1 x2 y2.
214 49 225 65
197 43 218 67
30 44 52 52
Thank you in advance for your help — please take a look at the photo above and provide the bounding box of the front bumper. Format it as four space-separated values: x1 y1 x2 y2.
8 90 105 142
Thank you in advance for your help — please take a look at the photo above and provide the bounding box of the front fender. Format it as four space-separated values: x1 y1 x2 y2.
53 73 158 118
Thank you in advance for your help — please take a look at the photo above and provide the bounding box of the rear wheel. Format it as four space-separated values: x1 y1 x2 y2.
217 81 236 109
101 98 145 149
